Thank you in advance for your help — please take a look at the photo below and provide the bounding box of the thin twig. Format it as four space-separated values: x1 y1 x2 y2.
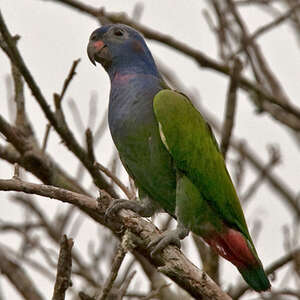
118 271 136 299
86 128 95 163
0 242 56 281
220 57 243 159
97 242 127 300
5 74 15 123
42 124 51 152
52 235 74 300
10 59 33 137
78 292 94 300
13 162 20 180
0 247 44 300
95 162 133 199
93 109 108 145
226 0 290 103
68 98 86 133
87 92 98 130
55 58 81 108
242 145 280 204
141 283 171 300
232 2 300 57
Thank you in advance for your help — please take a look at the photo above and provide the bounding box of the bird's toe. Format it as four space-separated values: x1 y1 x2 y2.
149 231 181 257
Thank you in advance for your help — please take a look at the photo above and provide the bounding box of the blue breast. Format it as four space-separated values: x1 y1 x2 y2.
108 74 176 214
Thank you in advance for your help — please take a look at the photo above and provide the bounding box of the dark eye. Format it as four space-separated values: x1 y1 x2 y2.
114 29 124 37
90 34 97 41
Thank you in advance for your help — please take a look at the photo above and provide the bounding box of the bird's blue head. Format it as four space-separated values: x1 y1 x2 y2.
87 24 159 80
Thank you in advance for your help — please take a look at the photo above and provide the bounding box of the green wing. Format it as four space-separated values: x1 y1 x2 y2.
153 89 251 240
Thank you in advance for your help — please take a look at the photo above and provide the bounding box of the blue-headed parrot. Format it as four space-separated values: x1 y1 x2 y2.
87 24 271 292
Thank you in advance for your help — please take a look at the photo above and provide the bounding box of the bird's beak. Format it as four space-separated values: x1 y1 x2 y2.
87 39 112 68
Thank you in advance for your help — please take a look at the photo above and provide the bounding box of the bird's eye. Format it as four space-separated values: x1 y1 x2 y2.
114 29 124 37
90 34 97 41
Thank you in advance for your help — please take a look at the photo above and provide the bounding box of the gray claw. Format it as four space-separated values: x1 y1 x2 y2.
104 199 147 222
149 230 182 257
105 199 128 222
105 197 157 222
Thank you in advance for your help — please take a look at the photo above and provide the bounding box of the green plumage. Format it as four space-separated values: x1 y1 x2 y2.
154 89 270 291
153 89 249 238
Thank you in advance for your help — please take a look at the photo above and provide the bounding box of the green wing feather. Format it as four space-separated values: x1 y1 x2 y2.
153 89 251 240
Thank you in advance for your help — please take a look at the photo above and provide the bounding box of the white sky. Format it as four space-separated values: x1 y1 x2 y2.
1 1 300 299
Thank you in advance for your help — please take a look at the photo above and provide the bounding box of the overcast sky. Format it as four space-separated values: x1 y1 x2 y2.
1 1 300 299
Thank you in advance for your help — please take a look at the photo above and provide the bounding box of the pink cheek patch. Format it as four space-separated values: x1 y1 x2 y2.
94 40 105 50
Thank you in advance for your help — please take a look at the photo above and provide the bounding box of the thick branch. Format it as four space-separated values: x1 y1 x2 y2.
0 177 232 300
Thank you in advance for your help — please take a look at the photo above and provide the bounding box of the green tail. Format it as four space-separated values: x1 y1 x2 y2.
238 265 271 292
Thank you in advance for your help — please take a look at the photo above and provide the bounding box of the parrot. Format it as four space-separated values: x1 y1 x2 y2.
87 23 271 292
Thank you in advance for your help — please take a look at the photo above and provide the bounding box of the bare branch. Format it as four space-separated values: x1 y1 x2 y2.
95 162 133 199
0 177 232 299
140 283 171 300
13 162 20 180
55 59 81 107
52 235 74 300
0 10 117 197
68 98 86 134
226 0 290 103
0 247 44 300
47 0 300 128
242 145 280 204
220 57 243 159
86 128 96 163
118 271 136 299
0 241 56 279
232 2 300 57
42 124 52 152
79 292 94 300
96 236 131 300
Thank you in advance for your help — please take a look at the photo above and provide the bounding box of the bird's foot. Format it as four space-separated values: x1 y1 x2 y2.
105 198 156 221
148 224 189 257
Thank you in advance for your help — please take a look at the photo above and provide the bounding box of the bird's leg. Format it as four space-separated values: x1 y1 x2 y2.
105 195 158 220
148 221 189 257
